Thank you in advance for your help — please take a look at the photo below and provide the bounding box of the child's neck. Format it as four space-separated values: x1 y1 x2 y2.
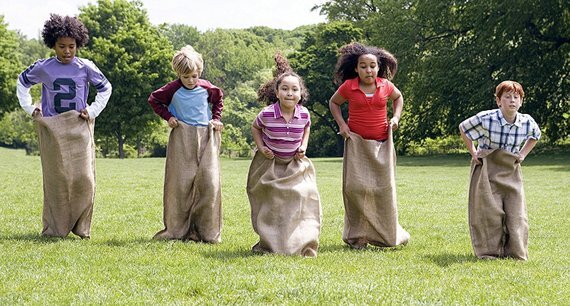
500 109 517 124
279 102 295 121
359 80 376 94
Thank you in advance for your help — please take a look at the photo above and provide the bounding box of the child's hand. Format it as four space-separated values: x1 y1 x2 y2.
168 117 179 128
337 124 351 139
260 146 275 159
516 153 525 164
390 117 400 130
211 119 224 131
295 147 306 159
471 155 482 165
79 109 90 120
32 108 42 118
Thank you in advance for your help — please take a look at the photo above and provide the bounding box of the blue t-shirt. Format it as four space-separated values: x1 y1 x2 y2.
168 86 211 126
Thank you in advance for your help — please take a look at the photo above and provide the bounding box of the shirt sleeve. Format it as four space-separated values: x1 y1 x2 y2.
526 116 541 140
18 60 42 88
148 81 179 121
207 85 224 121
383 79 395 96
17 61 43 115
337 80 350 100
304 107 311 128
16 78 36 115
254 110 265 129
459 113 487 141
85 60 112 118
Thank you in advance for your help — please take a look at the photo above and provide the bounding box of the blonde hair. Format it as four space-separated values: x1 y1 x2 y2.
495 80 525 100
172 45 204 76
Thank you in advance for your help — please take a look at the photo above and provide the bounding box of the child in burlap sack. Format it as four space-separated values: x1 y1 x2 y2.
329 42 410 249
459 80 541 260
16 14 112 238
247 53 322 257
148 45 224 242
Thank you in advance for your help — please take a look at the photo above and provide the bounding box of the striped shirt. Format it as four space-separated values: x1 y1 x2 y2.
459 109 541 154
255 102 311 158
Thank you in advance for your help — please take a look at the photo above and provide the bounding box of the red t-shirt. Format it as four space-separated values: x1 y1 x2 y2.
338 77 395 140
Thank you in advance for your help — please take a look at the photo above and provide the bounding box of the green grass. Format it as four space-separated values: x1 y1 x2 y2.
0 147 568 304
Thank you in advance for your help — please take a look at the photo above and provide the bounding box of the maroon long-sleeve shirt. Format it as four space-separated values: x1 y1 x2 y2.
148 78 223 122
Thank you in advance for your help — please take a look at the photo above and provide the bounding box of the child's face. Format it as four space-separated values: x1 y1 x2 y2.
355 53 379 85
54 37 77 64
276 75 301 110
179 71 200 89
496 90 522 117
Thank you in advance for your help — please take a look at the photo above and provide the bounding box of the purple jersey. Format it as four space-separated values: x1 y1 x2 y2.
18 57 110 117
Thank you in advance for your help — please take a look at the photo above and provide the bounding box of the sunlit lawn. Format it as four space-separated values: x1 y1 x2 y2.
0 147 568 304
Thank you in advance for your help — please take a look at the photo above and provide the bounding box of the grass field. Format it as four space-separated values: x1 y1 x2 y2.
0 147 568 304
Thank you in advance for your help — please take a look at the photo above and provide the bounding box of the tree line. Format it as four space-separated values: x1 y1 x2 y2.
0 0 567 158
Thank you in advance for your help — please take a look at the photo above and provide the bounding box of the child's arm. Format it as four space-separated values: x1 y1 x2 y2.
83 82 112 119
208 87 224 131
389 87 404 130
296 125 310 159
517 138 538 163
148 81 179 128
83 60 112 119
459 127 481 165
252 121 274 159
329 90 350 138
16 78 40 116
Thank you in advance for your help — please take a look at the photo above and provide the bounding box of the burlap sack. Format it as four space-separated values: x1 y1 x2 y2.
247 151 322 257
342 129 410 248
35 111 96 238
469 149 528 260
154 122 222 242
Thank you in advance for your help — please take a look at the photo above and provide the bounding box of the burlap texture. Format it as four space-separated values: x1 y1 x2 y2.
247 151 322 256
35 111 96 238
154 122 222 242
342 129 410 248
469 149 528 260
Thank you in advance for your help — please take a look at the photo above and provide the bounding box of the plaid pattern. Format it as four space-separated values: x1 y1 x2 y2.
459 109 541 154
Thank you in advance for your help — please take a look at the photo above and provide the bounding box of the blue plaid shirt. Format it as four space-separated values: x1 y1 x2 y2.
459 109 541 154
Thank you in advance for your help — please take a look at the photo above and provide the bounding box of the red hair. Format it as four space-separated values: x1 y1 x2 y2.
495 81 525 99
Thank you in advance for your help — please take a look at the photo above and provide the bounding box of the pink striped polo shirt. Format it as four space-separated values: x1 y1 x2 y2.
255 102 311 158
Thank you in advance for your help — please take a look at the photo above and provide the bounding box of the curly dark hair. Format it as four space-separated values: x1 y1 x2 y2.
42 14 89 48
333 42 398 85
257 53 309 105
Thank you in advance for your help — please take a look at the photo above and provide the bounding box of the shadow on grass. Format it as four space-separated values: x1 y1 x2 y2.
318 243 407 253
200 248 258 259
0 232 72 243
0 234 156 246
97 238 156 246
425 253 478 267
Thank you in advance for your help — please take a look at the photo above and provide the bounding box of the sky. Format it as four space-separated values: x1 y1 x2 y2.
1 0 328 39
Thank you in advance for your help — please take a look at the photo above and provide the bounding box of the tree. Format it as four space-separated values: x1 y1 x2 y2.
196 29 274 91
315 0 381 22
317 0 569 149
0 16 23 115
79 0 175 158
220 69 272 157
0 110 38 154
158 23 200 50
289 21 364 156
